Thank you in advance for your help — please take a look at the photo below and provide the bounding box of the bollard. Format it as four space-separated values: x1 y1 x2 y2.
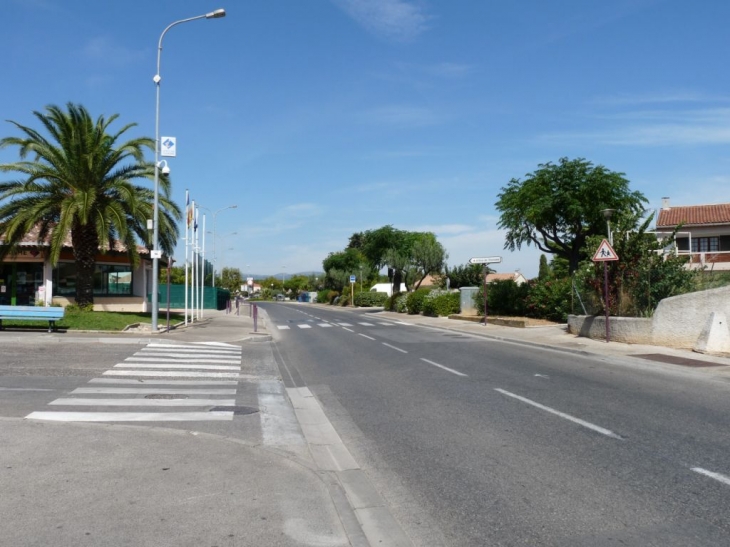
253 304 258 332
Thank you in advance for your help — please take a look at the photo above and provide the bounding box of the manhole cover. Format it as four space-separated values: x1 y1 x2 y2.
145 394 188 399
631 354 726 368
210 406 259 415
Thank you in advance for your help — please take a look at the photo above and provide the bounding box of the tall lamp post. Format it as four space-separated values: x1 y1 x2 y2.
601 208 615 245
200 204 237 288
151 8 226 332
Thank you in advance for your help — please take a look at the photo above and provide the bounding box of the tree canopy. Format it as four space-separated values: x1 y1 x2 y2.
495 157 647 273
0 103 181 306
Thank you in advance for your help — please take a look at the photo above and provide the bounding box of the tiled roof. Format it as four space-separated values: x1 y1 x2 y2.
1 224 149 254
486 273 519 282
656 204 730 227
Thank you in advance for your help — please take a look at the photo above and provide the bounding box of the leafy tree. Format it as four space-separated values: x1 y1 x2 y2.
219 267 243 295
408 235 448 290
538 254 551 280
578 212 695 316
495 157 647 273
0 103 180 307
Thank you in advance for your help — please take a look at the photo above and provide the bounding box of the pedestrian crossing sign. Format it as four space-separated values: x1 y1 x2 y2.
592 239 619 262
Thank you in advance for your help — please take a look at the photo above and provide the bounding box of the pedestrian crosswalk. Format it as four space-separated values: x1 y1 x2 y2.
25 342 242 423
277 321 400 330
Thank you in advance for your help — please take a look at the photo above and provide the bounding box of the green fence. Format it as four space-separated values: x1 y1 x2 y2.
149 285 231 311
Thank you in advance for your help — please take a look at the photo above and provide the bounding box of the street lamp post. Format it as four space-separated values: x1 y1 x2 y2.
151 8 226 332
601 208 615 246
200 204 237 288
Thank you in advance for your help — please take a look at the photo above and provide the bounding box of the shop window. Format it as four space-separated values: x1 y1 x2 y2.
54 263 133 296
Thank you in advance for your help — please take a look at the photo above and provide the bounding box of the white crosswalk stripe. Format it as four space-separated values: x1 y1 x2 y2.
26 342 242 423
298 324 312 329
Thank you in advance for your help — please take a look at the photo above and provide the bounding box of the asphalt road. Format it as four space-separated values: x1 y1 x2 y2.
262 302 730 547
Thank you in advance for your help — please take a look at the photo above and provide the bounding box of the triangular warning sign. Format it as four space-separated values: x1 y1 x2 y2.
592 239 619 262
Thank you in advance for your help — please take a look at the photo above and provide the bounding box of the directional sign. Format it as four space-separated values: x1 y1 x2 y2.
592 239 619 262
469 256 502 264
350 275 356 283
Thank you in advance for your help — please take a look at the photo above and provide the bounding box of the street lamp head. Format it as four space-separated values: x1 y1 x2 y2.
601 208 615 220
230 205 238 209
206 8 226 19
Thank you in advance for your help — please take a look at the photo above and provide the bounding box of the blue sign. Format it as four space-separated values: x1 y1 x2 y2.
350 275 356 283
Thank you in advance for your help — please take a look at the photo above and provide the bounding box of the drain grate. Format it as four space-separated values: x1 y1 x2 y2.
631 354 727 368
210 405 259 415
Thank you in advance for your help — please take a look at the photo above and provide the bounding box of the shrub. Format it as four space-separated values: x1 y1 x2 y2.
473 280 529 316
65 302 94 313
354 291 388 307
384 291 402 311
524 277 571 322
394 293 408 313
422 290 460 317
405 288 431 315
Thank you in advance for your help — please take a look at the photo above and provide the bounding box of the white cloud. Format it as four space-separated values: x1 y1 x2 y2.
331 0 430 41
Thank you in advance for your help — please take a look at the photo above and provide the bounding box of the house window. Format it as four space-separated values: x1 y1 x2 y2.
53 263 133 296
691 237 720 253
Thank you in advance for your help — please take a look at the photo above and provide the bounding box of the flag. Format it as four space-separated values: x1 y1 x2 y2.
194 207 199 233
186 191 193 228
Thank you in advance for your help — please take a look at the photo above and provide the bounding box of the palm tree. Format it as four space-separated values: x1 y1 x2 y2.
0 102 181 307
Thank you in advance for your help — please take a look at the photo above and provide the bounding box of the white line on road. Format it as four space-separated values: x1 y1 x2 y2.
691 467 730 487
298 324 312 329
420 358 468 377
115 364 240 371
148 343 239 350
88 378 238 386
103 371 240 378
359 333 376 340
140 349 241 356
72 387 236 395
26 411 233 422
277 325 291 330
124 357 240 364
342 327 354 332
50 398 235 407
318 323 333 327
534 374 550 379
338 323 353 327
378 322 395 326
382 343 408 354
358 322 374 326
494 388 623 440
142 347 241 354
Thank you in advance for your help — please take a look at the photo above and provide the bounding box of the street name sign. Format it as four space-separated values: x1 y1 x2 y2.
592 239 619 262
469 256 502 264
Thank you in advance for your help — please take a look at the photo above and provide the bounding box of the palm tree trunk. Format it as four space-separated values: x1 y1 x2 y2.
72 223 99 308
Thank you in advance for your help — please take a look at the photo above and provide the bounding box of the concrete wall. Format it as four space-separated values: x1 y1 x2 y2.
53 296 146 312
568 285 730 352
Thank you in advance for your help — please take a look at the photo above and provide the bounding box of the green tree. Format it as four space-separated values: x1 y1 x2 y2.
219 267 243 295
437 263 489 289
408 235 448 290
538 254 551 280
495 157 647 273
0 103 180 307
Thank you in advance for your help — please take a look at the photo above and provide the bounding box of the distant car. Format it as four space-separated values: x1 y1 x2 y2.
275 294 285 301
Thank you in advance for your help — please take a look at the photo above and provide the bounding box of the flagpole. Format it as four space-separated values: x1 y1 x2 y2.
191 201 196 323
184 190 189 326
201 214 206 319
194 206 200 320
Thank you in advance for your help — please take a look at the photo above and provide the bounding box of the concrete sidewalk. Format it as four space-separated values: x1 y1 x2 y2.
369 308 730 373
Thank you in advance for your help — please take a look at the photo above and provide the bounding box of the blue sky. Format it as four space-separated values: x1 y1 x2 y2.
2 0 729 279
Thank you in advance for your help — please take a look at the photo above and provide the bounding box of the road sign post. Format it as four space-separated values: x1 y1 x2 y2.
469 257 502 325
592 239 619 343
350 275 356 307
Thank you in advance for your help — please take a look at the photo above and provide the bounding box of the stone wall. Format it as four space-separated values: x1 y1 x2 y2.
568 285 730 352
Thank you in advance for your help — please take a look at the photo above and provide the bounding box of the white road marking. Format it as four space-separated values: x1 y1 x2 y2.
358 322 374 326
148 343 239 350
395 321 412 325
534 374 550 379
338 323 353 327
103 371 240 378
420 358 468 377
382 343 408 354
342 327 354 333
318 323 333 327
0 387 55 392
26 411 233 422
278 325 291 330
49 398 235 407
359 333 376 340
88 378 238 386
72 387 236 395
691 467 730 487
378 322 395 326
494 388 623 440
298 324 312 329
125 357 240 364
141 348 240 355
114 363 241 371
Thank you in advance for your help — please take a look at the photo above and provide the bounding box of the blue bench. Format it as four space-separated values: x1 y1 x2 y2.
0 305 65 333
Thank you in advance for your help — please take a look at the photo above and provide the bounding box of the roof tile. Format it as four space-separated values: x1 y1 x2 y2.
656 204 730 227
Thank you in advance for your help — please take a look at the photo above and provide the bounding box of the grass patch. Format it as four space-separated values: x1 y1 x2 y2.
693 271 730 292
1 310 185 331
